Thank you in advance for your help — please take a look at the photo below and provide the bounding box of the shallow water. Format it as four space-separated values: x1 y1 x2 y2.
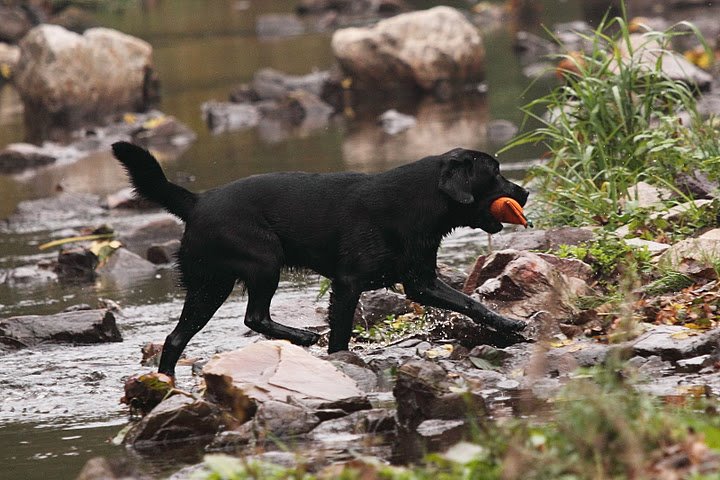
0 1 601 478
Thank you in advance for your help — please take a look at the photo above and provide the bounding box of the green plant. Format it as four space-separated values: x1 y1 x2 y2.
502 10 719 227
352 313 428 344
643 270 695 296
316 276 331 300
615 198 720 244
555 232 653 286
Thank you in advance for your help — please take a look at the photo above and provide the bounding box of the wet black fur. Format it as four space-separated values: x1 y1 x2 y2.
111 142 530 376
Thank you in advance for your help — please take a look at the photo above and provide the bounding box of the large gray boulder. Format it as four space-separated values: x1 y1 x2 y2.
14 25 156 139
331 6 484 92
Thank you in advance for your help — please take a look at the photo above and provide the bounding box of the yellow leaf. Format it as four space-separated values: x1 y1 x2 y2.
426 344 454 359
123 113 137 124
670 330 698 339
142 115 168 130
0 63 11 79
566 343 587 353
38 233 115 250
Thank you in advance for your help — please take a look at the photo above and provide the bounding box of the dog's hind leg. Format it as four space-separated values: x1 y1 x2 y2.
243 268 321 346
327 279 361 353
158 275 236 377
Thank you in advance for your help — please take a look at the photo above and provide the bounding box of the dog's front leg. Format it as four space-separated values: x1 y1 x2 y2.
404 277 526 332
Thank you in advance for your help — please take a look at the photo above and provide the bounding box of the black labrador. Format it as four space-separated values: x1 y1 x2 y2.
111 142 529 377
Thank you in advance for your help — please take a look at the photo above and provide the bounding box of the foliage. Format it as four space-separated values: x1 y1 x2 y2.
554 231 653 285
644 280 720 329
643 270 695 297
352 313 428 344
316 276 331 300
615 199 720 244
502 12 719 227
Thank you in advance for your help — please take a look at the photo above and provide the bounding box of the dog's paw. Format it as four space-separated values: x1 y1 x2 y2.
294 330 322 347
504 318 527 332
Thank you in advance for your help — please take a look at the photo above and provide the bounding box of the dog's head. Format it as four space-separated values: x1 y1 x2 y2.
438 148 529 234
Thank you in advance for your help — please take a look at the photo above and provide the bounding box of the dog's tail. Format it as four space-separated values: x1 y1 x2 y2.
111 142 198 222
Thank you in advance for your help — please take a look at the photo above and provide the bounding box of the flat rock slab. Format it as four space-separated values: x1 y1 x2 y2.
633 325 720 362
203 340 363 405
0 309 122 349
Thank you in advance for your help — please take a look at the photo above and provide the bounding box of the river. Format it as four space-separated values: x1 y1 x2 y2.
0 1 595 478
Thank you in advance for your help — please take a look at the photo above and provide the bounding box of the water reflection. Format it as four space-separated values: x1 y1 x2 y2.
342 93 490 171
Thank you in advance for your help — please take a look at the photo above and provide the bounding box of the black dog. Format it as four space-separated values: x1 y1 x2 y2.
112 142 529 377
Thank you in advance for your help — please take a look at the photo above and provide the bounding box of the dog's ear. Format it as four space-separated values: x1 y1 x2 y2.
439 157 474 204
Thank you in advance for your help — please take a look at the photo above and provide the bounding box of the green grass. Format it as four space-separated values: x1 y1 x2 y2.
501 10 719 228
554 230 653 287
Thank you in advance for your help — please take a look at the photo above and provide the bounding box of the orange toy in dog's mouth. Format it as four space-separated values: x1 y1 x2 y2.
489 197 532 228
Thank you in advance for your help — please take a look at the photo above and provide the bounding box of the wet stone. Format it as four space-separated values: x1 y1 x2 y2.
146 239 181 264
415 418 466 447
273 90 334 127
206 421 255 450
393 359 486 430
0 143 56 173
354 288 413 329
251 67 332 101
131 115 197 149
436 263 467 290
96 248 157 288
118 217 183 258
309 408 396 438
329 361 379 392
253 400 321 439
676 355 714 373
202 101 260 134
121 372 175 416
363 345 419 374
55 247 98 282
1 264 57 287
124 394 235 449
378 109 416 135
3 192 106 234
0 309 121 349
633 326 720 362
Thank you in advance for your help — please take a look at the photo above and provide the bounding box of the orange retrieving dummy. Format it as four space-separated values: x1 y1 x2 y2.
490 197 532 228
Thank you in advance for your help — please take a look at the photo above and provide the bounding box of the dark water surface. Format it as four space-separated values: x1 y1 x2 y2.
0 1 596 478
